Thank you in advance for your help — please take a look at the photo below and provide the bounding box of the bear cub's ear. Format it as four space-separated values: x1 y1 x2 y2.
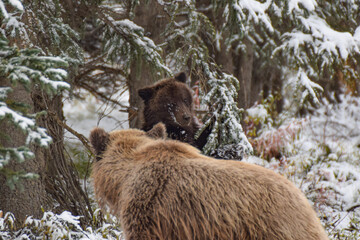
89 127 109 161
147 123 167 139
174 72 187 83
138 87 154 101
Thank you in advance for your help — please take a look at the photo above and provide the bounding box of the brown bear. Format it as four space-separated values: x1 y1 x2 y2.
138 72 204 147
90 124 328 240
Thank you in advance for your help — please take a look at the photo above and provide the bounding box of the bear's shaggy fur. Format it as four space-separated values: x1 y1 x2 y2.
90 124 328 240
138 72 201 146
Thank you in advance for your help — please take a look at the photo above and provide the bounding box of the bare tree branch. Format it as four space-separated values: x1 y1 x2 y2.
48 111 93 155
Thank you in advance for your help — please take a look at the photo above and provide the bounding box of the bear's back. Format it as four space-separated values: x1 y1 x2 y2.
118 140 328 240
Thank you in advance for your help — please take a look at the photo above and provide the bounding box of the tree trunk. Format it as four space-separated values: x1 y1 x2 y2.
0 79 49 227
32 88 93 225
0 78 92 227
128 1 169 128
128 62 157 129
234 39 254 109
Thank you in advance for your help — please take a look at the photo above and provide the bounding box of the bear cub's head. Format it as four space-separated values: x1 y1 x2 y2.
138 72 200 144
89 123 167 161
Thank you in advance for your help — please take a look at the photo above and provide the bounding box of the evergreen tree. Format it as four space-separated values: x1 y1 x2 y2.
0 36 69 189
272 0 360 112
0 0 70 186
0 0 74 225
197 70 253 158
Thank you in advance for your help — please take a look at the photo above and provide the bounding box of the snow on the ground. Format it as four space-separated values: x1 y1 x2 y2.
0 210 124 240
244 93 360 238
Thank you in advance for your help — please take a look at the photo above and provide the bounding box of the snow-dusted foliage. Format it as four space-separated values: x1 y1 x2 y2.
102 16 172 77
0 13 69 188
198 71 253 159
282 69 324 113
163 1 216 71
0 210 124 240
1 0 83 63
95 2 171 79
208 0 360 110
0 0 22 19
223 0 274 35
271 0 360 108
245 93 360 239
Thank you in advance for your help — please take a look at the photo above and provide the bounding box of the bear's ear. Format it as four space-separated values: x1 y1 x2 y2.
89 127 109 161
174 72 187 83
147 122 167 139
138 87 154 101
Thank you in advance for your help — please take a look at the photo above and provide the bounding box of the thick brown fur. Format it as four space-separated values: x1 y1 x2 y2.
138 72 202 146
90 125 329 240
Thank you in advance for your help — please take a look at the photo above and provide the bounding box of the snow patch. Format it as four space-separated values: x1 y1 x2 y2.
288 0 317 13
8 0 24 11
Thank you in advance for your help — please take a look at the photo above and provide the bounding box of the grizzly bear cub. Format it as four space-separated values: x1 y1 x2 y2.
138 72 203 147
90 123 328 240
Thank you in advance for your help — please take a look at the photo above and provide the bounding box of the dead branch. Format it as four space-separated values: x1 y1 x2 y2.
76 81 130 111
48 111 93 155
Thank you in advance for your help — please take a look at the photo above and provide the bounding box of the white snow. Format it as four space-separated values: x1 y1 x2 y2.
27 127 52 147
201 73 253 157
0 87 11 100
288 0 317 13
237 0 274 32
280 15 360 61
0 152 10 169
36 56 69 65
0 1 8 18
305 15 359 59
1 210 124 240
0 103 35 130
246 104 268 123
354 25 360 42
40 76 70 90
8 0 23 11
45 68 68 78
58 211 82 230
115 19 143 33
297 69 323 104
5 16 22 31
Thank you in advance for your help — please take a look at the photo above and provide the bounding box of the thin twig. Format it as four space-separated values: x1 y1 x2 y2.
75 63 127 82
347 204 360 212
48 111 93 154
77 81 130 110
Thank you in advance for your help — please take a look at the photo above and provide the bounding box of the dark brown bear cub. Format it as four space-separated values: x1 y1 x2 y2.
138 72 201 146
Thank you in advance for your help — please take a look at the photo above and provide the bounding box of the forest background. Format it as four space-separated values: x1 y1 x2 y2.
1 0 360 239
